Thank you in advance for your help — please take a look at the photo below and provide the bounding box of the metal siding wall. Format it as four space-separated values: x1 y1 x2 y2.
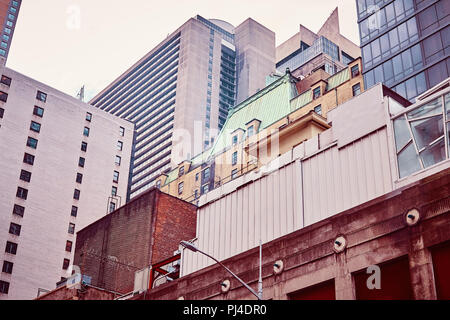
182 160 305 275
303 128 393 226
181 128 394 275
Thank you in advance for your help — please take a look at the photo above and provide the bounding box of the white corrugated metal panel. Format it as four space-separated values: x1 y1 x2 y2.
181 128 394 276
302 128 393 226
182 160 305 275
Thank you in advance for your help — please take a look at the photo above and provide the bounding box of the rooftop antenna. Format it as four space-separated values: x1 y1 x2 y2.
76 85 85 102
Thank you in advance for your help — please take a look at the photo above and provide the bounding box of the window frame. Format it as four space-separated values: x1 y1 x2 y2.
36 91 47 102
33 106 44 117
1 75 11 86
9 222 21 236
30 121 41 133
5 241 17 255
19 169 31 182
26 137 38 149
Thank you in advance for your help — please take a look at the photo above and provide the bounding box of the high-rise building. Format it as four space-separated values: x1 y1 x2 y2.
89 15 275 200
356 0 449 101
0 65 133 300
275 8 361 78
0 0 20 62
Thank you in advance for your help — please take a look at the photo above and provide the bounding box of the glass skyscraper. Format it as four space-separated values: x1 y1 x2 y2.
357 0 449 101
90 16 275 200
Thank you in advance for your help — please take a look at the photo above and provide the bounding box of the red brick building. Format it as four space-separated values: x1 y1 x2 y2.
72 188 197 295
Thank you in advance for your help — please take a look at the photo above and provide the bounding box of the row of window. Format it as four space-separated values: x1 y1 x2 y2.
0 0 19 57
359 0 415 44
362 16 419 70
1 87 43 295
62 111 95 272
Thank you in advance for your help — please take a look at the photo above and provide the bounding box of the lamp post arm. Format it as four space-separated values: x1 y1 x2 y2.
199 249 261 300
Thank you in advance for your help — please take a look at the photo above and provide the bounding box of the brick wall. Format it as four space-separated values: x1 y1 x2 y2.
74 188 197 294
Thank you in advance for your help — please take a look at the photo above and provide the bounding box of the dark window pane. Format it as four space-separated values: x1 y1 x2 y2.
16 187 28 200
419 5 438 35
65 241 73 252
62 259 70 270
23 153 34 165
76 173 83 184
81 142 87 152
423 32 443 63
33 106 44 117
19 170 31 182
5 241 17 255
0 91 8 102
0 280 9 294
73 189 80 200
68 223 75 234
30 121 41 133
78 157 85 167
428 61 448 88
13 204 25 217
9 222 21 236
1 75 11 86
83 127 89 137
26 137 38 149
71 206 78 217
2 261 13 274
85 112 92 122
36 91 47 102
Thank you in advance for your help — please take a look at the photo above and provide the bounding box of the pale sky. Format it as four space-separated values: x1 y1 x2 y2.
7 0 360 101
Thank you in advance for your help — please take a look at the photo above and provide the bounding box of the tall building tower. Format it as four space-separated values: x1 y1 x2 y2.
0 66 133 299
90 15 275 200
356 0 449 101
0 0 20 62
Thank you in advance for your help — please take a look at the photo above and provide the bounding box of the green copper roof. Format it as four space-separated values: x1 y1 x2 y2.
326 68 350 91
163 167 179 186
207 73 297 157
290 89 312 111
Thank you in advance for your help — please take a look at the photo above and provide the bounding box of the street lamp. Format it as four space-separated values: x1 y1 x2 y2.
180 240 263 300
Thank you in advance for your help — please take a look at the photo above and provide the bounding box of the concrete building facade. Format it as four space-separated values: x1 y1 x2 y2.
0 66 133 300
357 0 449 101
89 15 275 200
